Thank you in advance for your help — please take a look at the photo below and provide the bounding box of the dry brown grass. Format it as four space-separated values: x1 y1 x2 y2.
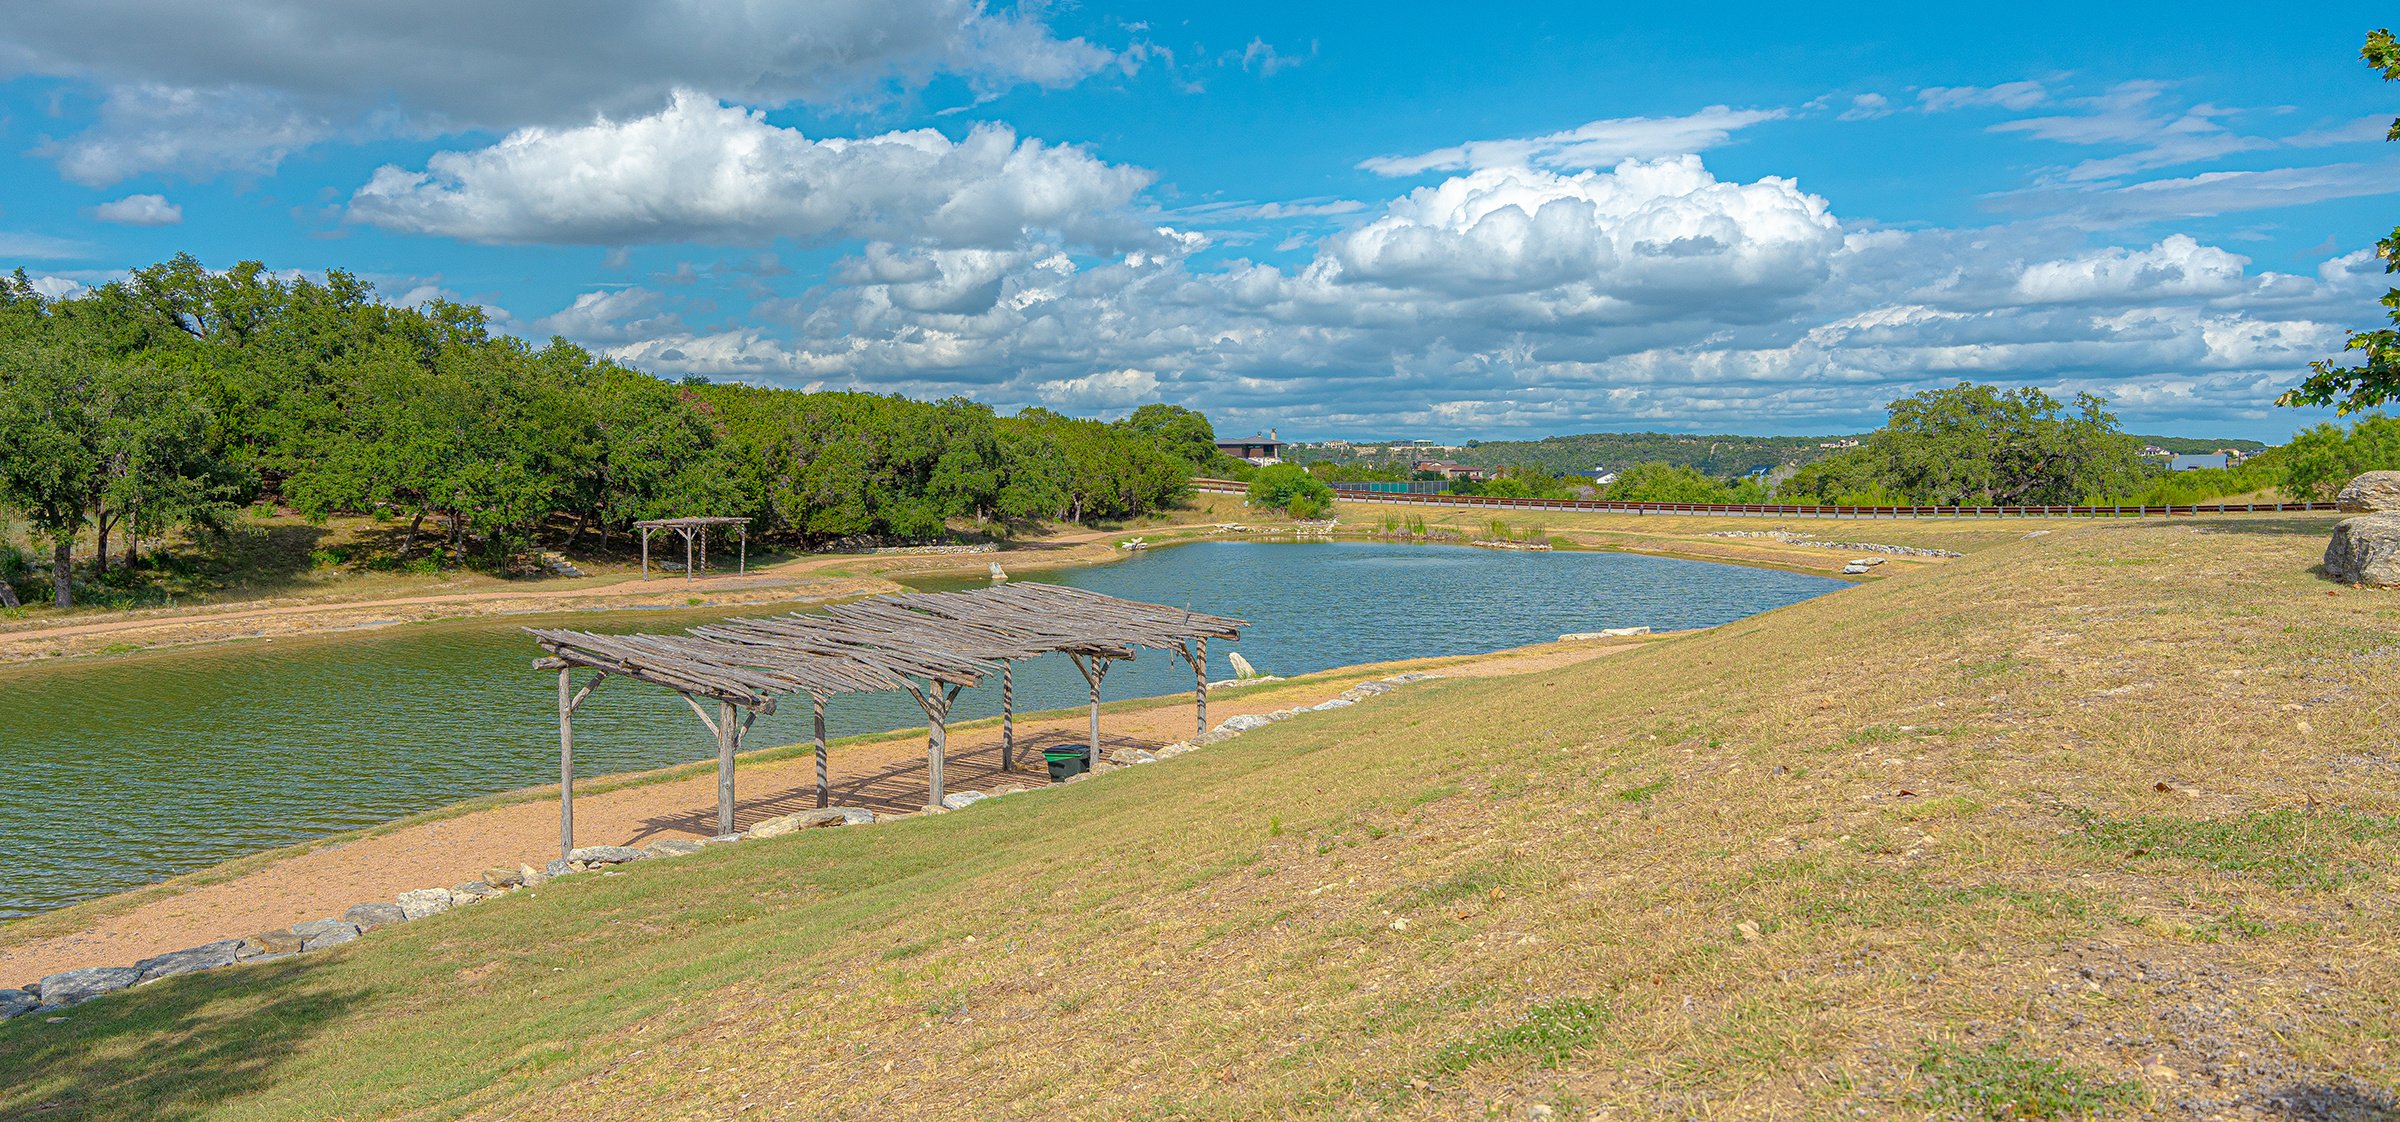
3 513 2394 1121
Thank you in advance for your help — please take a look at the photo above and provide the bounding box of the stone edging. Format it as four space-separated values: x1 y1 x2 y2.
0 671 1444 1024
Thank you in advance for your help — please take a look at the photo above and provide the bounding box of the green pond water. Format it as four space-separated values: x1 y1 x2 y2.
0 540 1845 919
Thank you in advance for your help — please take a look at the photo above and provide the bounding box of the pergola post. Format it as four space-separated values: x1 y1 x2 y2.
812 693 829 809
1071 653 1112 762
640 527 650 580
555 668 603 861
1000 658 1014 771
739 525 747 575
558 668 575 861
921 683 962 810
684 527 696 583
1194 637 1209 737
716 699 737 836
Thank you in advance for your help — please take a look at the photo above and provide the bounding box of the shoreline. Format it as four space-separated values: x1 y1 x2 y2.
0 635 1653 982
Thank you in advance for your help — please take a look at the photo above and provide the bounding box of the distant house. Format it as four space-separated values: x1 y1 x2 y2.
1216 430 1284 465
1413 460 1492 482
2169 453 2230 472
1576 466 1619 485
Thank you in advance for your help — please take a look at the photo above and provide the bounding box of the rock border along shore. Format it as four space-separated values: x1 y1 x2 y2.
0 671 1444 1022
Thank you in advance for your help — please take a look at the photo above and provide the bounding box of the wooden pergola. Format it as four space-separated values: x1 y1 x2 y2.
636 516 749 580
529 583 1244 859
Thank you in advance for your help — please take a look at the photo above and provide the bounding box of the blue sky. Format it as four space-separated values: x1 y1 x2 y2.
2 1 2394 441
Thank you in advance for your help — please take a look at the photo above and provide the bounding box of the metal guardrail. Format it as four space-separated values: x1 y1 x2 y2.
1191 479 2338 520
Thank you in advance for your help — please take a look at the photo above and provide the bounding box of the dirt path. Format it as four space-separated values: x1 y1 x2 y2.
0 521 1199 664
0 640 1637 984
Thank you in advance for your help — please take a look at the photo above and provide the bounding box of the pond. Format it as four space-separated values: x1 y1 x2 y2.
0 540 1844 918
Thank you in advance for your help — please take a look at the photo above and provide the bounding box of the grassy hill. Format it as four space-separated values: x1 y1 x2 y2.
3 514 2394 1120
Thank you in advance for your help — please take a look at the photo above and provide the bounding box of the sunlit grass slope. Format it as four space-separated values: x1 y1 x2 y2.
3 514 2394 1120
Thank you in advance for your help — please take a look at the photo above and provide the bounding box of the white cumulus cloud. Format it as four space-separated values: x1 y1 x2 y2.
1323 157 1844 307
347 93 1161 250
2010 235 2251 305
3 0 1116 183
90 192 182 226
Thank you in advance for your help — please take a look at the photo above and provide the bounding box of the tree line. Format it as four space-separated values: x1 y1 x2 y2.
0 257 1217 609
1288 384 2397 509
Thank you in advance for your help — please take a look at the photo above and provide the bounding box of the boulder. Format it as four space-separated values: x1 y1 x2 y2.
1556 632 1607 642
450 881 496 904
1226 652 1261 679
343 902 408 930
483 865 527 888
1349 680 1394 697
1310 698 1354 711
291 918 361 950
1599 626 1652 637
746 807 872 839
240 929 304 958
2325 514 2400 587
38 966 142 1005
645 839 707 858
0 988 39 1020
135 940 243 983
544 859 576 879
1215 714 1275 735
395 888 454 920
940 791 989 810
2336 471 2400 513
567 845 650 866
517 863 547 886
1117 749 1158 765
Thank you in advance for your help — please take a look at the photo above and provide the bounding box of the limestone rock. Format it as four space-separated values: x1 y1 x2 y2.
1599 626 1652 637
1556 632 1606 641
2325 514 2400 587
343 902 408 930
544 859 575 879
567 845 650 866
136 940 243 983
483 865 527 888
0 988 38 1020
396 888 454 920
38 966 142 1005
450 881 496 904
1348 680 1394 697
645 839 707 857
747 807 872 838
1309 698 1354 711
518 863 547 886
292 918 361 950
1117 749 1158 765
2337 471 2400 513
939 791 989 810
1227 652 1261 679
240 930 304 958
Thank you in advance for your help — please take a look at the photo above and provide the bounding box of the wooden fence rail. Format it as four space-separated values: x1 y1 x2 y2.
1191 479 2340 521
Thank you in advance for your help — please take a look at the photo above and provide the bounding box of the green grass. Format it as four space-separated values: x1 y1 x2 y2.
1908 1039 2145 1119
1425 998 1612 1080
2070 808 2400 890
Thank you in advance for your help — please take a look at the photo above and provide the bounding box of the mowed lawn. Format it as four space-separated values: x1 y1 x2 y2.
2 514 2393 1120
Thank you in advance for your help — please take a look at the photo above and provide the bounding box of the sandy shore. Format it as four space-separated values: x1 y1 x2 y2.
0 522 1182 665
0 640 1633 984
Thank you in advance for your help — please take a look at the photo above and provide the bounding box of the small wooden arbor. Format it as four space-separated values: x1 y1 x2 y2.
529 583 1243 859
636 516 749 580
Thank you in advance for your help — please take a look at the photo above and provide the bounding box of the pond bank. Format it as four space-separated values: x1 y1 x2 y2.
0 637 1643 983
